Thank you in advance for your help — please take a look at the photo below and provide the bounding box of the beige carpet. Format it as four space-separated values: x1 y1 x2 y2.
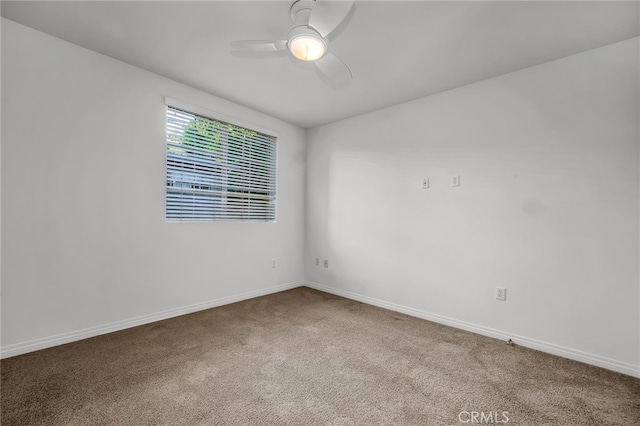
1 287 639 425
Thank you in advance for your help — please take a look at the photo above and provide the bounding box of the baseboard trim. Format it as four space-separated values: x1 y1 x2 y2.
304 281 640 378
1 280 305 359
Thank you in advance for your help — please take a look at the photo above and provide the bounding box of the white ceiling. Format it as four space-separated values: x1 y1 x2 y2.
2 1 638 128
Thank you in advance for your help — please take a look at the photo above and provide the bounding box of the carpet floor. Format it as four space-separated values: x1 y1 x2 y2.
1 287 639 425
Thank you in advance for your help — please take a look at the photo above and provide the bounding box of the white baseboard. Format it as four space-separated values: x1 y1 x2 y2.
304 281 640 378
5 280 638 378
1 281 305 359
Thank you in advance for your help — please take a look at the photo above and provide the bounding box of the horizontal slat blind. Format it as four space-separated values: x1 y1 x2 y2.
166 106 277 221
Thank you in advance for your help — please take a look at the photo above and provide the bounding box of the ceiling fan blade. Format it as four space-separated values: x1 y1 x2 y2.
308 0 355 38
314 52 352 84
230 40 287 52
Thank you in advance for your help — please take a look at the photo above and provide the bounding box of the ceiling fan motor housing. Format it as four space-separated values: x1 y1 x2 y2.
290 0 316 24
288 0 327 61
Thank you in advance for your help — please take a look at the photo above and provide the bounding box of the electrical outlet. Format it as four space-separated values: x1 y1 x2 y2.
422 177 429 189
452 175 461 187
324 260 329 268
271 258 276 268
315 258 320 267
496 287 506 301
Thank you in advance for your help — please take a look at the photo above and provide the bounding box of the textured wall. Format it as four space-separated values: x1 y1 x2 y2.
1 19 306 353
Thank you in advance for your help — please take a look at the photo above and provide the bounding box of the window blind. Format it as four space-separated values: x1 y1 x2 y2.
166 105 277 221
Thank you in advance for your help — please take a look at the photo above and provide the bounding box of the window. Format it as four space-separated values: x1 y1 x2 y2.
165 101 277 221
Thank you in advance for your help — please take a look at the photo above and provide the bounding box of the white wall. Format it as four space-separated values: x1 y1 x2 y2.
1 19 306 355
305 38 640 376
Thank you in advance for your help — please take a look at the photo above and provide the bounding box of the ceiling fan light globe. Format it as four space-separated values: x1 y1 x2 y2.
288 34 326 61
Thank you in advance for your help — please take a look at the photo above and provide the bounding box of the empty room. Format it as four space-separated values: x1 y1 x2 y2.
1 1 639 425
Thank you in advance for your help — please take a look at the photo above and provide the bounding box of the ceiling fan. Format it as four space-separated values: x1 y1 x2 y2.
231 0 355 84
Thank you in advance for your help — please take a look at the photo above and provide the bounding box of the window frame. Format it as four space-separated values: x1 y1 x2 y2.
164 97 278 222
